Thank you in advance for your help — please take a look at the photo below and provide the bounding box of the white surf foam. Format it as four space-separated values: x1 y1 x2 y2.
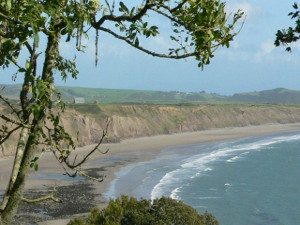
227 155 241 163
150 133 300 201
204 167 213 171
170 187 182 200
227 151 250 162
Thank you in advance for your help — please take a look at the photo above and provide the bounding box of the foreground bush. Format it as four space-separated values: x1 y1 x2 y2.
68 196 219 225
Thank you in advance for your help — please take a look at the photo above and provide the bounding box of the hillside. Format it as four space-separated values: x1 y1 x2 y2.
0 84 224 103
228 88 300 104
1 84 300 104
2 103 300 157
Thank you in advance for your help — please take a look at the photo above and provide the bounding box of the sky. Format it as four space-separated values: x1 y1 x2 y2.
1 0 300 95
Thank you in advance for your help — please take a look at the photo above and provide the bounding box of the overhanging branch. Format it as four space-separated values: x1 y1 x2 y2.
99 27 197 59
64 119 110 169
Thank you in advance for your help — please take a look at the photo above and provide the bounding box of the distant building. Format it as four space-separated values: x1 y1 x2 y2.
73 97 85 104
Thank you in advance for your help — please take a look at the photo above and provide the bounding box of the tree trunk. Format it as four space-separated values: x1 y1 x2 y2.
0 127 29 212
0 29 59 224
0 125 40 224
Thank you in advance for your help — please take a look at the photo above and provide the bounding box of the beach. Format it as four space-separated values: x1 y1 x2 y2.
1 123 300 224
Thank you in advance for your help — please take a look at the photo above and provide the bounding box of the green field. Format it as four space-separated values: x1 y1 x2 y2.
1 84 300 105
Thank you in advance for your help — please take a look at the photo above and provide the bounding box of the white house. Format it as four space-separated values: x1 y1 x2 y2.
73 97 85 104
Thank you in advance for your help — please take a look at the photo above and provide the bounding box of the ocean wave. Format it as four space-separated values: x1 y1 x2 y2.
227 151 250 162
151 168 184 200
150 133 300 201
204 167 213 171
170 187 182 200
182 134 300 168
190 172 201 179
227 155 241 163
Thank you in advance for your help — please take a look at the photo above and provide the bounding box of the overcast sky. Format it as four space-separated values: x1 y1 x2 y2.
1 0 300 95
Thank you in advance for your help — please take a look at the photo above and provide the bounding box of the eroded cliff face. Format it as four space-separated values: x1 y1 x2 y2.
2 104 300 157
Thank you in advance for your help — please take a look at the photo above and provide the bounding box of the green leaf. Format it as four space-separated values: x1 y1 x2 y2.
119 2 129 13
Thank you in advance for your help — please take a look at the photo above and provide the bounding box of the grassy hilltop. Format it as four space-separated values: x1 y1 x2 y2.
2 84 300 104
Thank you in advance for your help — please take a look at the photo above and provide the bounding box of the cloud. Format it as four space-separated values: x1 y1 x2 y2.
218 48 252 61
254 40 277 61
226 1 262 20
144 35 175 53
290 41 300 51
217 38 300 66
260 40 275 55
253 39 300 65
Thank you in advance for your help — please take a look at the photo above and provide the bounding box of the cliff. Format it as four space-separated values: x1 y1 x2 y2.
2 103 300 157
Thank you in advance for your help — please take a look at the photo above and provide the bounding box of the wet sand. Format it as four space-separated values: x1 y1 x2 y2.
1 123 300 224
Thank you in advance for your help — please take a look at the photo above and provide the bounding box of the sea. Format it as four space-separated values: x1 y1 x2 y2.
105 131 300 225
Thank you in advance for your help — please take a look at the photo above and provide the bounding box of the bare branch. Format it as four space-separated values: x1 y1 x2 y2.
0 114 25 126
0 94 22 121
75 169 105 182
64 119 110 169
99 27 196 59
21 195 61 204
0 144 5 157
59 161 105 182
150 8 185 28
21 189 61 204
104 0 113 15
0 125 22 146
7 58 23 70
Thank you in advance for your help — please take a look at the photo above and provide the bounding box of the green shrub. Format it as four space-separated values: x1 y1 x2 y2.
68 196 219 225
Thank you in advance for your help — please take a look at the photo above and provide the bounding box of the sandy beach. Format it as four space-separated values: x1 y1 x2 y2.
1 123 300 224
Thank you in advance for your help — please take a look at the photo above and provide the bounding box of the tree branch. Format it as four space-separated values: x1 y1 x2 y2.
64 119 110 169
150 8 185 28
104 0 113 15
21 190 61 204
94 0 153 28
75 169 105 182
99 27 196 59
0 125 22 146
0 94 22 121
0 114 24 126
24 41 33 55
53 153 105 182
169 0 189 13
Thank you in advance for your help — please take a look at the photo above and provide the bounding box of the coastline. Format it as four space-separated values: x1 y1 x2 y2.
1 123 300 224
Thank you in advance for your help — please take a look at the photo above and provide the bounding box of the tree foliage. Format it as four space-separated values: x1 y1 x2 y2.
275 2 300 51
0 0 243 224
68 196 219 225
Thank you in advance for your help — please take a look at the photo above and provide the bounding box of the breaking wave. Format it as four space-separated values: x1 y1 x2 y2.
150 134 300 201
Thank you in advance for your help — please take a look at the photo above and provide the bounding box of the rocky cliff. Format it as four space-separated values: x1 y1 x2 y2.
2 103 300 157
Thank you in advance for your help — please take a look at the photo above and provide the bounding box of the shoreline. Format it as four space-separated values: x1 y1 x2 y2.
1 123 300 224
66 123 300 205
